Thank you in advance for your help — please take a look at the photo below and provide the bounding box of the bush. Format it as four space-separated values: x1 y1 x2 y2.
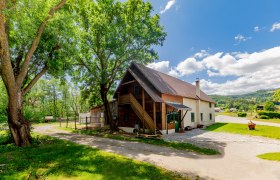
237 112 247 117
23 106 45 123
260 115 270 119
258 111 280 119
264 101 275 111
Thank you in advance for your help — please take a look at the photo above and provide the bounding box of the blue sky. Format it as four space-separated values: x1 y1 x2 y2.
145 0 280 95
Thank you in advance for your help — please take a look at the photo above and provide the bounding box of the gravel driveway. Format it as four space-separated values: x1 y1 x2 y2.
34 124 280 180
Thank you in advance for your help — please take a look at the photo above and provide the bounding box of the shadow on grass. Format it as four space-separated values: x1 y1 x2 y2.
205 123 228 131
0 135 187 179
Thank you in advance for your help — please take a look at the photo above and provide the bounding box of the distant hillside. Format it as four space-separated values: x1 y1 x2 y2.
210 89 276 110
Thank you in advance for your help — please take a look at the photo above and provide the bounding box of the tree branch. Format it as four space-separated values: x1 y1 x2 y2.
22 65 48 95
16 0 66 87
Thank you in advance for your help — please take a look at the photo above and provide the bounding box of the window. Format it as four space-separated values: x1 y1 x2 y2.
210 113 212 120
209 102 212 108
134 85 141 97
191 112 195 122
200 113 203 121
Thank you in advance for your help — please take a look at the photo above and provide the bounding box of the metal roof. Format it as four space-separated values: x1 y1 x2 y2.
166 102 192 111
132 63 215 103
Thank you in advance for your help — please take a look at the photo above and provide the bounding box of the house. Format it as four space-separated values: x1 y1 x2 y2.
114 62 215 134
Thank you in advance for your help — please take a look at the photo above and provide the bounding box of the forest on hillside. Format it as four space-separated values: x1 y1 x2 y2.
211 89 277 111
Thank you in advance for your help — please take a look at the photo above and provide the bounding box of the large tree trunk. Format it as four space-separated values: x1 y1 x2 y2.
100 84 116 131
7 91 31 146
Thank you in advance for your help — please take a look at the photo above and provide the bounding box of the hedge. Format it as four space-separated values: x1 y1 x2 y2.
259 115 270 119
258 111 280 119
237 112 247 117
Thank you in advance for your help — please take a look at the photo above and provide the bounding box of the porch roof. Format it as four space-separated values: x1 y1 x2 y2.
166 102 192 111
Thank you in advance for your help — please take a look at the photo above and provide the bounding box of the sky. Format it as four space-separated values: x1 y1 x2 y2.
145 0 280 95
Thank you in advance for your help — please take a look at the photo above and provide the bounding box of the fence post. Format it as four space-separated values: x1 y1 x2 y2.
86 116 88 130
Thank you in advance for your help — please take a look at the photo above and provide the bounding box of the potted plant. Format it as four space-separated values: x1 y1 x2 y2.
248 120 256 130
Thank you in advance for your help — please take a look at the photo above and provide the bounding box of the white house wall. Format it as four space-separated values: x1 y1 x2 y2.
199 100 215 126
183 98 215 128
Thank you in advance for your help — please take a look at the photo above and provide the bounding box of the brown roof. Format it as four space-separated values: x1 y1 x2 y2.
132 62 215 103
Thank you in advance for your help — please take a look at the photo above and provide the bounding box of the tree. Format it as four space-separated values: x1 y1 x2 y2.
0 0 74 146
273 89 280 102
75 0 166 130
264 101 275 111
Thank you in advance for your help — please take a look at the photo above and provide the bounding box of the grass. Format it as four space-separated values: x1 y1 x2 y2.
257 152 280 161
0 131 187 180
206 123 280 140
249 118 280 124
59 127 219 155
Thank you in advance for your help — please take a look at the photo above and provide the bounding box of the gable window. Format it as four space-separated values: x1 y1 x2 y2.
209 102 212 108
191 112 195 122
200 113 203 121
134 85 141 98
210 113 212 120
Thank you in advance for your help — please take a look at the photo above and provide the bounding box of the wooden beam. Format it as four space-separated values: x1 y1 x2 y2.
142 88 145 133
161 103 166 130
153 102 156 134
121 80 136 86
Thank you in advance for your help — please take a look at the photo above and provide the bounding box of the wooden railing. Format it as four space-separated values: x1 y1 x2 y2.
118 94 155 131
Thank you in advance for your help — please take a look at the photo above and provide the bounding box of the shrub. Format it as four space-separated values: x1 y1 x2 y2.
258 111 280 119
259 115 270 119
237 112 247 117
264 101 275 111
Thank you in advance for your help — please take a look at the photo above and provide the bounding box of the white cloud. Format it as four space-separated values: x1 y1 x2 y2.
234 34 252 42
147 61 170 74
160 0 176 14
148 46 280 95
193 50 209 59
176 58 204 76
254 26 260 32
270 22 280 32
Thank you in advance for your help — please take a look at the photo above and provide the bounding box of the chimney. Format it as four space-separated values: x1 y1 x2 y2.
195 78 200 98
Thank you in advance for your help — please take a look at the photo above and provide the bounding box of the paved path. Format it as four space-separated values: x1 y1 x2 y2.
34 124 280 180
216 115 280 127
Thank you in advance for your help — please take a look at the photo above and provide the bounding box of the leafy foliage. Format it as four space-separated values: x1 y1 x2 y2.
237 112 247 117
23 78 89 122
273 89 280 102
0 79 7 123
264 101 275 111
73 0 166 103
259 115 270 119
258 111 280 119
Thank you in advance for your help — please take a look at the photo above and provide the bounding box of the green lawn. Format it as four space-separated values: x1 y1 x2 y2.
206 123 280 140
0 131 186 179
216 112 238 117
249 118 280 124
61 127 219 155
257 152 280 161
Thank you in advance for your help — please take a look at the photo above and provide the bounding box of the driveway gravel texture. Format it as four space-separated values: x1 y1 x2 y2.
33 116 280 180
